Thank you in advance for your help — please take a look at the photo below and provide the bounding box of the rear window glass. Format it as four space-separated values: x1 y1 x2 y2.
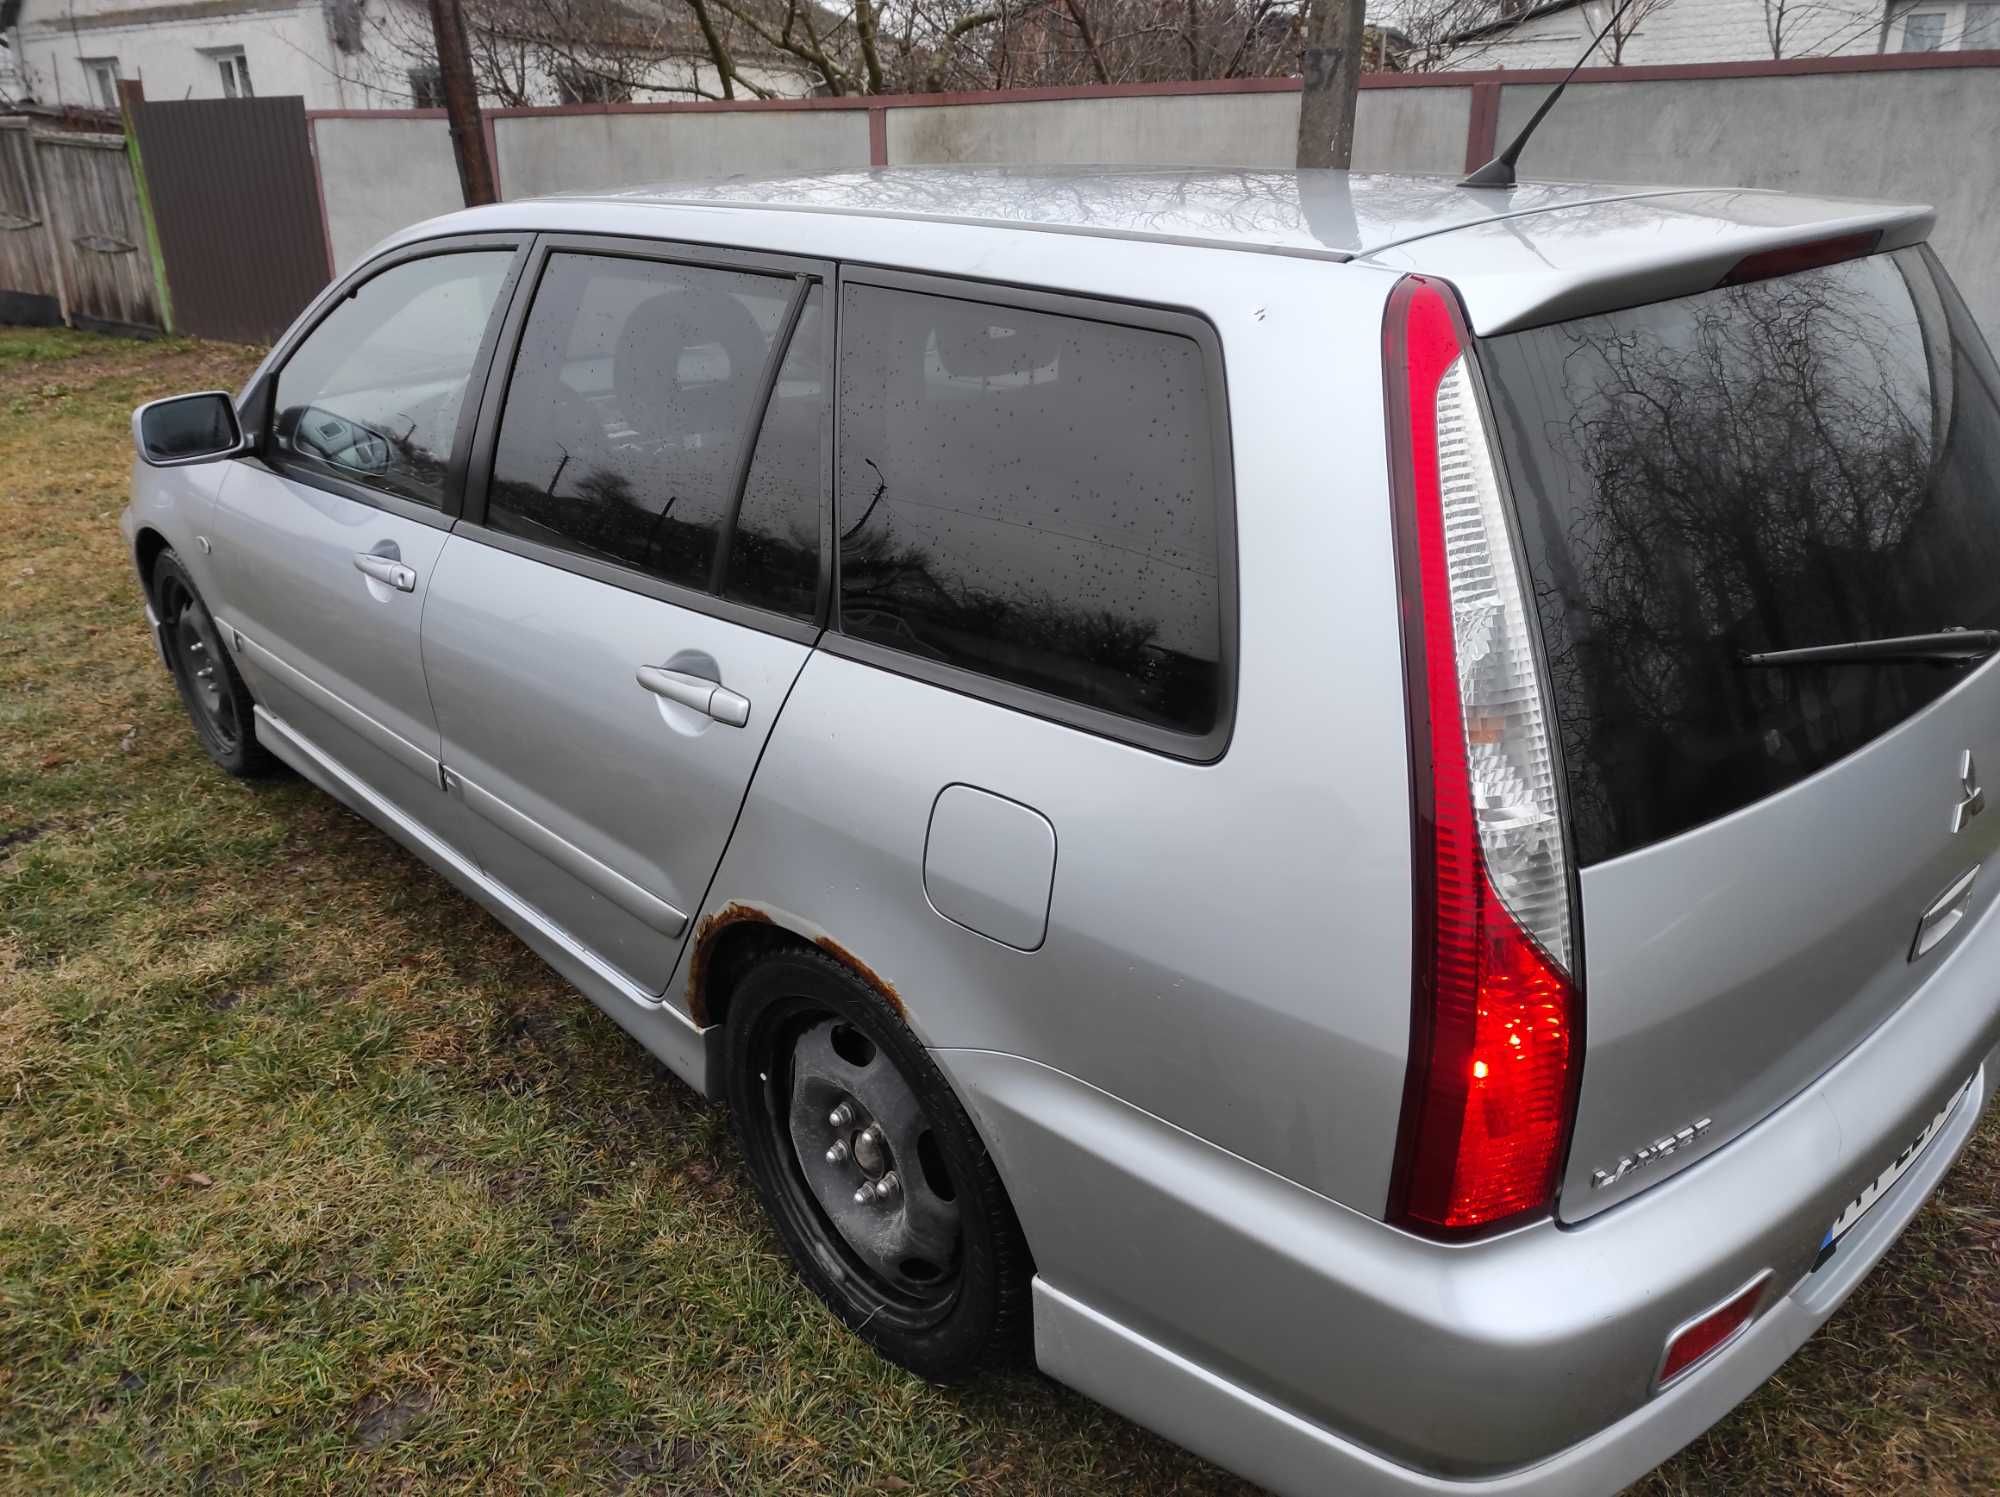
1481 248 2000 864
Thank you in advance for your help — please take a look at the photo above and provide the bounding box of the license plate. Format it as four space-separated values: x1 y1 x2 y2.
1820 1077 1973 1254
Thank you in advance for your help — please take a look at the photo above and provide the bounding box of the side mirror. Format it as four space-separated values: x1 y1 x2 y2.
133 392 249 467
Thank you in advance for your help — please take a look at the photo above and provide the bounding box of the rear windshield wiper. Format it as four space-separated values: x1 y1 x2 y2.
1739 629 2000 668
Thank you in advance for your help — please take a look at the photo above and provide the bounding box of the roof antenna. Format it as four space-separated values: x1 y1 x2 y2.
1462 0 1642 189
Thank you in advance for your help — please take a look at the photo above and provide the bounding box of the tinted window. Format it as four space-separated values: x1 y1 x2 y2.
1483 248 2000 864
488 253 817 607
835 285 1223 739
718 288 825 619
273 251 512 507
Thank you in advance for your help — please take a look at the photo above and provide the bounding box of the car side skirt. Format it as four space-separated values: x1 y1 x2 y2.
252 704 721 1095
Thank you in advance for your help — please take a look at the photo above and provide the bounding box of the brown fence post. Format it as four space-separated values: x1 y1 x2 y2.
1464 81 1501 176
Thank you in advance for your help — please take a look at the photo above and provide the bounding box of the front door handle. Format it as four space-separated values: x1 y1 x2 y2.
636 665 751 727
353 552 417 592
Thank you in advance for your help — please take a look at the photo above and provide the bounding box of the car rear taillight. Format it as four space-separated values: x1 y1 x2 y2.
1384 276 1581 1236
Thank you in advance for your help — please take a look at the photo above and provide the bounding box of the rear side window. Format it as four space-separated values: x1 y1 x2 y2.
835 283 1226 743
486 252 822 616
1482 247 2000 864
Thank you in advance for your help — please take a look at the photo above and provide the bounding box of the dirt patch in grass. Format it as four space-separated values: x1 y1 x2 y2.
3 326 1998 1497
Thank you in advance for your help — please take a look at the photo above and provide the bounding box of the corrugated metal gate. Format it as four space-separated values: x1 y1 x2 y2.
0 120 160 334
127 96 329 344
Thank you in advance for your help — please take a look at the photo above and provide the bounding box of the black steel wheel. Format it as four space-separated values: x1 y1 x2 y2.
152 549 273 777
724 945 1032 1382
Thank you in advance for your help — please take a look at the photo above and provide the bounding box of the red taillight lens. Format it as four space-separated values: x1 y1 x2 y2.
1658 1276 1768 1387
1385 276 1581 1236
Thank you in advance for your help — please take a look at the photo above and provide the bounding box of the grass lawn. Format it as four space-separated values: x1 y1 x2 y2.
2 326 1996 1495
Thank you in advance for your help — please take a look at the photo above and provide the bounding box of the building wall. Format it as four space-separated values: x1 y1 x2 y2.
10 0 813 112
15 1 361 111
1449 0 1888 69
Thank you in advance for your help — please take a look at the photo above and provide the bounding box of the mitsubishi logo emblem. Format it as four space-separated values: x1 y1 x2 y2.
1954 751 1985 834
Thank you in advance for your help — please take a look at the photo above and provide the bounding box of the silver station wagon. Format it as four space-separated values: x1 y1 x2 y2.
123 168 2000 1496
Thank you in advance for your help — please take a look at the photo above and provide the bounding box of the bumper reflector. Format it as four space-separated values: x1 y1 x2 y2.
1657 1272 1770 1388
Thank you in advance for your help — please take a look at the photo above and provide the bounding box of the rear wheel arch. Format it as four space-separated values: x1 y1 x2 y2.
687 902 924 1041
686 905 1023 1230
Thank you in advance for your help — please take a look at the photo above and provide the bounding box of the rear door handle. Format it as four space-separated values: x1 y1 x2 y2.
353 553 417 592
636 665 751 727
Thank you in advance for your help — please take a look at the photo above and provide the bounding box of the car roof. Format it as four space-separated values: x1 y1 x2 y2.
543 166 1929 271
549 166 1650 262
393 166 1935 335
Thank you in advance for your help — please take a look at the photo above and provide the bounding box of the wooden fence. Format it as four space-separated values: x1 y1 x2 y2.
0 119 161 335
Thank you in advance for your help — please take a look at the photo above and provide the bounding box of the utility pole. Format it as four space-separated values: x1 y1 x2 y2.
426 0 496 206
1296 0 1368 169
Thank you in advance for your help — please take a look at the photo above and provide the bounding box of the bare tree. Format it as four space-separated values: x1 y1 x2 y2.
1590 0 1674 64
1761 0 1890 57
1374 0 1517 72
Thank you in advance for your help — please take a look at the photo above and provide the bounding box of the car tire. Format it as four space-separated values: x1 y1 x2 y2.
151 549 275 779
723 944 1033 1383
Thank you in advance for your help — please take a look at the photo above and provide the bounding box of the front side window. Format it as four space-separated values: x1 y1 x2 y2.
835 284 1225 742
272 250 513 508
486 252 822 613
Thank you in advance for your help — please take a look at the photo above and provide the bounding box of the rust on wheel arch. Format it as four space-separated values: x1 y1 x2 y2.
685 901 773 1027
686 900 908 1029
810 932 909 1026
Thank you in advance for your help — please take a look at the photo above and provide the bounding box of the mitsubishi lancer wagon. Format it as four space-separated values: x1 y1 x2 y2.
123 167 2000 1495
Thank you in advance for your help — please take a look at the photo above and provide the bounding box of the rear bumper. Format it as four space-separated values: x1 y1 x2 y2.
941 890 2000 1494
1022 1056 1987 1497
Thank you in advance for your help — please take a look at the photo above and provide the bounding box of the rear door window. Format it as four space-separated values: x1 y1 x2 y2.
1481 247 2000 863
486 252 823 616
834 282 1228 747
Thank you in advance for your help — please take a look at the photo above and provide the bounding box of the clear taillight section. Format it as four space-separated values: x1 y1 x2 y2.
1434 353 1572 968
1386 276 1582 1236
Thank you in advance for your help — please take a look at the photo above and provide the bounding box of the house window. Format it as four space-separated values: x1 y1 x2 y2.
1900 9 1947 46
81 57 120 110
553 65 631 104
408 65 445 108
211 48 254 97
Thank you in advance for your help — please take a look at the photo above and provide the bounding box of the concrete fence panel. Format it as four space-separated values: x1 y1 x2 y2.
1352 87 1474 175
312 114 462 273
886 88 1298 167
287 56 2000 339
492 108 872 201
1492 65 2000 332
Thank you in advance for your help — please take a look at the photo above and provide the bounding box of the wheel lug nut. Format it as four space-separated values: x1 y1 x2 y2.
853 1181 876 1204
825 1140 849 1165
873 1170 900 1202
828 1103 854 1129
